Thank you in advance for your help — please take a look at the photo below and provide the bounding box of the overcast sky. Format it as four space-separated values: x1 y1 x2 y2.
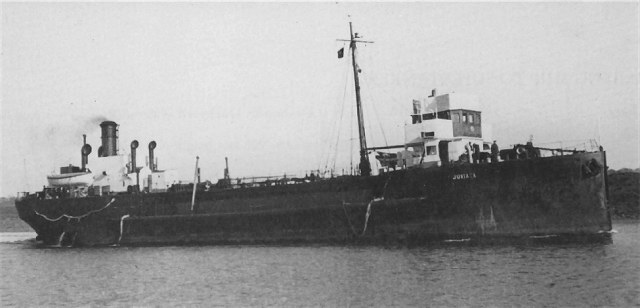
1 2 638 196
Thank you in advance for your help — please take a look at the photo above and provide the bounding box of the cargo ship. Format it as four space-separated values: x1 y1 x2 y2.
15 23 612 247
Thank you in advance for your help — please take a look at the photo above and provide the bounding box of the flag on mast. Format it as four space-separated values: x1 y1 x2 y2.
337 47 344 58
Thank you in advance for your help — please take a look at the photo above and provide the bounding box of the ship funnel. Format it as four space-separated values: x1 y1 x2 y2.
224 157 230 180
130 140 139 173
430 88 437 97
99 121 119 157
81 144 92 171
148 141 157 171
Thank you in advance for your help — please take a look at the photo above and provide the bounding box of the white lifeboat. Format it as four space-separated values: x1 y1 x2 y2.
47 172 93 187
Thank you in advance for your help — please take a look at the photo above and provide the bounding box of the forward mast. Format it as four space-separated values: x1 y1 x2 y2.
339 22 374 176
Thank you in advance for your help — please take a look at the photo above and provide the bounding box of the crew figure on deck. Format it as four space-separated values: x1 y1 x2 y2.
473 144 480 164
491 141 499 163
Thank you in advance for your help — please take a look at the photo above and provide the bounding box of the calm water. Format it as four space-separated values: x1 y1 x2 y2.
1 222 638 307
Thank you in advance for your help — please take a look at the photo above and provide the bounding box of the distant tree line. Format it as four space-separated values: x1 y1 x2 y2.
607 169 640 219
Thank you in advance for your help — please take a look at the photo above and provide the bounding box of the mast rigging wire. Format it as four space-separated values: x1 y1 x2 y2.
360 73 390 148
321 44 353 176
318 42 348 175
333 47 353 173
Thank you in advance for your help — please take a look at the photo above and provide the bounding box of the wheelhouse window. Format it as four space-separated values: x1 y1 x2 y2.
468 114 474 123
422 113 436 120
453 114 460 122
421 132 435 138
436 111 450 119
426 146 437 155
462 113 467 122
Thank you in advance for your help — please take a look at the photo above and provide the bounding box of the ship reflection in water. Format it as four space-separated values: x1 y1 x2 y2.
1 221 638 307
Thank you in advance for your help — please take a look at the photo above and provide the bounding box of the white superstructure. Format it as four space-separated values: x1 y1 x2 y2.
45 121 167 196
377 91 494 169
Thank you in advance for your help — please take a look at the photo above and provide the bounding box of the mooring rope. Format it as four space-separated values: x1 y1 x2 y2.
341 201 360 236
117 214 130 244
360 197 383 236
361 174 393 235
342 197 384 237
71 232 78 247
34 198 116 222
342 174 393 237
57 231 66 247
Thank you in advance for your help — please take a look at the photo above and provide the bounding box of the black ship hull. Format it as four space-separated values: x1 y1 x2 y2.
15 151 612 247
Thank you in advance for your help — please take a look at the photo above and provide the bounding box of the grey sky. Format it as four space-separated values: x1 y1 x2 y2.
1 2 638 196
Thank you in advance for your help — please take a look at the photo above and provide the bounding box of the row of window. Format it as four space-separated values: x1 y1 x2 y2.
422 111 451 121
452 112 480 124
411 111 480 124
412 113 450 124
425 144 489 156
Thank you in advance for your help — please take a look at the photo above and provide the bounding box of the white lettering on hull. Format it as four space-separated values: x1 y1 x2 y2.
452 173 477 180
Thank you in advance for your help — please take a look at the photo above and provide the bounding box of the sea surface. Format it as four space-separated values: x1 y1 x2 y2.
1 222 638 307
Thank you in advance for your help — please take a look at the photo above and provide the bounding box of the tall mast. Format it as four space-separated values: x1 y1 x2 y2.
348 22 371 176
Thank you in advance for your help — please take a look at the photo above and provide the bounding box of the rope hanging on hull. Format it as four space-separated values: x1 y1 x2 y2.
342 174 392 237
34 198 116 222
117 214 130 244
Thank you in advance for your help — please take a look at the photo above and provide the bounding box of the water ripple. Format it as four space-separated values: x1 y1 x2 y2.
1 222 638 306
